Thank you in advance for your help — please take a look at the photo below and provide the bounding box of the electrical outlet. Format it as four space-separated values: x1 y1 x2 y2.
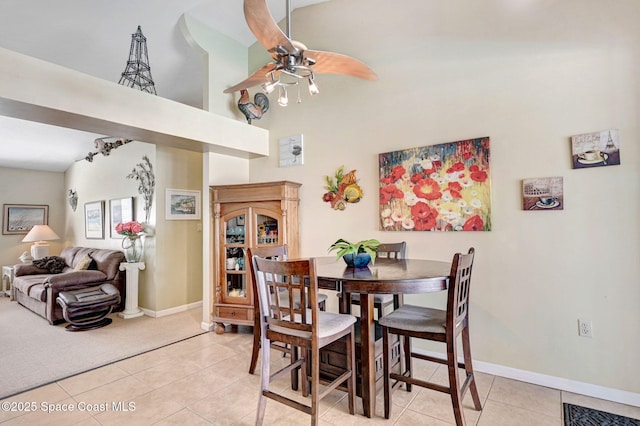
578 319 593 338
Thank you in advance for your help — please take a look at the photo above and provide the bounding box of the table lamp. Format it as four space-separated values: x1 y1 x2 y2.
22 225 60 260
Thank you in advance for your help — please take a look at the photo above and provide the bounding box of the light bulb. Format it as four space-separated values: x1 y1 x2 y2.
262 79 277 94
308 77 319 96
277 86 289 107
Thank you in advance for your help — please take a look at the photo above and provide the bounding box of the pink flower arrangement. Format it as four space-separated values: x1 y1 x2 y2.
115 221 144 238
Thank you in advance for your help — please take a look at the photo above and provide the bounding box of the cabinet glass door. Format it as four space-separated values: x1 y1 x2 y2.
224 214 246 299
256 213 279 245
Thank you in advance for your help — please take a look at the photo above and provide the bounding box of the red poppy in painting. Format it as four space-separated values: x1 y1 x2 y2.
410 173 423 184
463 215 484 231
432 160 442 169
379 190 392 204
448 182 462 192
470 169 488 182
413 178 442 200
379 184 403 204
452 161 465 172
462 151 474 160
468 165 488 182
411 202 437 230
389 165 406 182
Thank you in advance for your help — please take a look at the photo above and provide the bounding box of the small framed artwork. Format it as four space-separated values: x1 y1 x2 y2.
279 134 304 167
571 129 620 169
109 197 134 238
2 204 49 235
84 200 105 239
522 177 563 211
166 189 201 220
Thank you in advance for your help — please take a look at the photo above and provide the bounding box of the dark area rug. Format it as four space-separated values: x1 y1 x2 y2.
564 403 640 426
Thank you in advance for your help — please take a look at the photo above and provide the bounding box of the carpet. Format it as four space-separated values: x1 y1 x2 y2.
0 297 207 399
564 403 640 426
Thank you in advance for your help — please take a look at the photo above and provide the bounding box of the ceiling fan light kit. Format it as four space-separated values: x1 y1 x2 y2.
224 0 377 107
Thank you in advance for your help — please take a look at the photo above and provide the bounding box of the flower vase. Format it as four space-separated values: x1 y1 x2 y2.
122 236 143 263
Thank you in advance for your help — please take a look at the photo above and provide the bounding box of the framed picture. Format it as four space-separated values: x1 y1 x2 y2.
165 189 201 220
571 129 620 169
109 197 134 238
522 177 563 211
2 204 49 235
84 201 105 239
279 134 304 167
378 137 492 231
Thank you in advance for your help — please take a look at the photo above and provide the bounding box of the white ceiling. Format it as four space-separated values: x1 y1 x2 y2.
0 0 327 172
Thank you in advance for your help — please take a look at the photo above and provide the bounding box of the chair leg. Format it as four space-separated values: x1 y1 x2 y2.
382 326 391 419
249 325 260 375
311 343 320 426
301 348 310 397
403 335 412 392
255 334 271 426
462 326 482 410
291 345 299 391
447 337 466 426
346 328 356 415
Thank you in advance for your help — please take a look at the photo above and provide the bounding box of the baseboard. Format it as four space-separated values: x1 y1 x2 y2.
413 347 640 408
139 300 203 318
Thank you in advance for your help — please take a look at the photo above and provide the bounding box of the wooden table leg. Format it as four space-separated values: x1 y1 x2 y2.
360 293 375 418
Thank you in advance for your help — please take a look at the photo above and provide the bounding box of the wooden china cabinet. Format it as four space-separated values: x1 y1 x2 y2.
210 181 301 334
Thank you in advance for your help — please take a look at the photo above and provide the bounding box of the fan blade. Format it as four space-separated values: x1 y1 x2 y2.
223 63 278 93
244 0 296 55
305 50 378 81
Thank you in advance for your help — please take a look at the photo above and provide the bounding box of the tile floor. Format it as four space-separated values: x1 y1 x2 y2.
1 326 639 425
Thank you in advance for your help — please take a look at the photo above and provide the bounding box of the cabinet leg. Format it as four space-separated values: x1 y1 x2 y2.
215 323 226 334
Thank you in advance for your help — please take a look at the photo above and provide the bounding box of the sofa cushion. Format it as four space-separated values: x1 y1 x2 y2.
33 256 67 274
12 275 49 302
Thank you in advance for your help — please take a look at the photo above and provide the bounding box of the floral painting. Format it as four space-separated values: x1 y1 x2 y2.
379 137 491 231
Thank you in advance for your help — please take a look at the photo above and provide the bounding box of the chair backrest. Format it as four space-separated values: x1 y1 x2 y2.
446 247 475 331
247 245 288 309
252 256 320 340
377 242 407 259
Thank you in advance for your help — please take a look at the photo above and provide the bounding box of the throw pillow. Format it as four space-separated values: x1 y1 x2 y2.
74 254 93 270
33 256 67 274
87 253 98 270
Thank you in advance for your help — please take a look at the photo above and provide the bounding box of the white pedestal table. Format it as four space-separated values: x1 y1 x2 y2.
118 262 145 319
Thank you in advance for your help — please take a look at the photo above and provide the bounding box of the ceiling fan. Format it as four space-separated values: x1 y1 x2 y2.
223 0 377 106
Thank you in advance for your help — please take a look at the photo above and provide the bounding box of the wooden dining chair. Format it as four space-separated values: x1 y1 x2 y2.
247 245 328 376
344 241 407 318
252 256 357 426
379 247 482 425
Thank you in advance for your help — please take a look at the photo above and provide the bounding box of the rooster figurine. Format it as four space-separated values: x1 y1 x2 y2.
237 89 270 124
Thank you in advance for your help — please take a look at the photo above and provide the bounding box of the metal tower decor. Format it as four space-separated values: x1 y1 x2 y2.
118 26 157 94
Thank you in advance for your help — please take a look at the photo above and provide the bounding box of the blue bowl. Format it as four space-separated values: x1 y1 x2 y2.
342 253 371 268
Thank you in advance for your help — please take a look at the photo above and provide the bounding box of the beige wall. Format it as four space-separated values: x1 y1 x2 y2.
154 145 203 311
0 167 65 267
245 0 640 396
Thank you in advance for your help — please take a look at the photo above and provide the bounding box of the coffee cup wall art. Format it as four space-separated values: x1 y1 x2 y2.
522 177 563 211
571 129 620 169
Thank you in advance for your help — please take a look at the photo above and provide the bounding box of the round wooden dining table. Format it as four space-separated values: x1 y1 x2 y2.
314 256 451 418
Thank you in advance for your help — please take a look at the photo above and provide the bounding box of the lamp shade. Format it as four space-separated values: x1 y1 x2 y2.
22 225 60 243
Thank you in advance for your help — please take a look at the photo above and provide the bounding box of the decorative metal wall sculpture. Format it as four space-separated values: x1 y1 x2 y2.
67 189 78 212
118 26 157 95
85 138 132 162
379 137 492 231
126 155 155 224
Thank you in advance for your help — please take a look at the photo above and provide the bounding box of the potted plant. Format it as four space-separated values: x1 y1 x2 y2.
328 238 381 268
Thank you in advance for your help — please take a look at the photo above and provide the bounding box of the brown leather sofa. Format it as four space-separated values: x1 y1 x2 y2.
13 247 126 324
